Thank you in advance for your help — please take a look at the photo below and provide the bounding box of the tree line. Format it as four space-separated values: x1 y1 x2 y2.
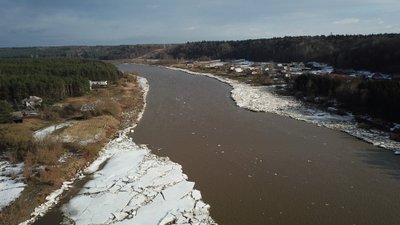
168 34 400 74
0 44 171 60
292 74 400 122
0 58 122 107
2 34 399 74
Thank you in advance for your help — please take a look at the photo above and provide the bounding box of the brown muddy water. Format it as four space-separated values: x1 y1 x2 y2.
118 64 400 225
32 64 400 225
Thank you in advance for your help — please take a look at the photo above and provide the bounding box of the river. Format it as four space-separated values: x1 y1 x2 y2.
118 64 400 225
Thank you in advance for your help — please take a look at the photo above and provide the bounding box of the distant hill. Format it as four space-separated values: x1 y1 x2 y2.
0 44 173 60
168 34 400 74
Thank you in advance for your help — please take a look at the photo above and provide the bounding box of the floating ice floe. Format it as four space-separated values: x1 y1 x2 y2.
0 160 25 210
167 67 400 153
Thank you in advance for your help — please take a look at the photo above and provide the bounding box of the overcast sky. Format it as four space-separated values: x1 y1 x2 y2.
0 0 399 47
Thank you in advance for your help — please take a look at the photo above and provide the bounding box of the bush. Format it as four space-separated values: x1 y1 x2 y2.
0 100 13 123
59 104 81 118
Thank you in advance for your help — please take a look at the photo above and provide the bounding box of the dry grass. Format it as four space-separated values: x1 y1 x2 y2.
59 115 119 144
0 119 50 163
0 73 144 225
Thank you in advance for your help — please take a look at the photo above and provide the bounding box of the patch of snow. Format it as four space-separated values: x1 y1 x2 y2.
58 152 76 163
0 161 25 210
60 132 103 146
391 123 400 132
33 122 74 141
167 67 400 153
234 67 243 73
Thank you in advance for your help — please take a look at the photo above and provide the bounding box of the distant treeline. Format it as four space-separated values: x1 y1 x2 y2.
168 34 400 74
292 74 400 122
1 34 399 74
0 58 122 105
0 44 171 60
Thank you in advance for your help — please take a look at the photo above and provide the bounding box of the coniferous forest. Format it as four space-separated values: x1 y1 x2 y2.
168 34 400 74
1 34 399 74
291 74 400 122
0 58 122 106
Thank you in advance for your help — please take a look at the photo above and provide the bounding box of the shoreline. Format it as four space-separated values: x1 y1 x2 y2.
18 77 149 225
20 76 216 225
166 66 400 153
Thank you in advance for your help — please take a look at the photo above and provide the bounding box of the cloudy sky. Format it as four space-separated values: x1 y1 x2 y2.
0 0 399 47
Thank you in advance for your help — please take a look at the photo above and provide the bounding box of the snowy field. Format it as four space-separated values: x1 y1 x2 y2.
168 67 400 153
0 160 25 210
20 77 216 225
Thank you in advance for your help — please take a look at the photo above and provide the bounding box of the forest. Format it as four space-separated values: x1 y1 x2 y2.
291 74 400 122
0 44 171 60
168 34 400 74
0 58 122 108
1 34 399 75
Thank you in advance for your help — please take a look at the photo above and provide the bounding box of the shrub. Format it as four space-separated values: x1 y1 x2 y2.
0 100 13 123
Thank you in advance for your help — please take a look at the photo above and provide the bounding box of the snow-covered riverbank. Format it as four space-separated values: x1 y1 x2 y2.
62 130 215 225
0 160 25 210
20 76 216 225
61 76 215 225
168 67 400 152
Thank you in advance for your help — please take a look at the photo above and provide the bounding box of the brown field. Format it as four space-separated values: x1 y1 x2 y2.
0 73 144 225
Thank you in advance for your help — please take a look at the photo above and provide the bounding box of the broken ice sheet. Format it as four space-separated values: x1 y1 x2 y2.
61 134 216 225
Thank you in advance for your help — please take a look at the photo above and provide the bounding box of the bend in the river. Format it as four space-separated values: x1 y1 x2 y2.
119 64 400 225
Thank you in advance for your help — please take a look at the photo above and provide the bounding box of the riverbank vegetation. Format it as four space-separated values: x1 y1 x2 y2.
0 69 144 225
290 74 400 134
291 74 400 121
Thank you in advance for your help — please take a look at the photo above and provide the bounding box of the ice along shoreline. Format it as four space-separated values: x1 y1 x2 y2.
167 66 400 153
20 76 216 225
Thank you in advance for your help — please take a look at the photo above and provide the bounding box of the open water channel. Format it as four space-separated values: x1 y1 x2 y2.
119 64 400 225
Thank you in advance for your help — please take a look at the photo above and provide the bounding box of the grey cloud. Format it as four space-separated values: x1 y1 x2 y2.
1 0 399 47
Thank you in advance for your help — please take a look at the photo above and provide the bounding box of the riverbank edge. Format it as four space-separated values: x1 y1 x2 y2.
18 76 149 225
20 73 217 225
165 66 400 153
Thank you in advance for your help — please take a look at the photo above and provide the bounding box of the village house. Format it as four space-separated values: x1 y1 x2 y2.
89 80 108 90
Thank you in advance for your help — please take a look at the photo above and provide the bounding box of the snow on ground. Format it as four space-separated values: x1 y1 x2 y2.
0 160 25 210
61 76 214 224
33 122 74 141
168 67 400 152
20 76 216 225
135 76 149 124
